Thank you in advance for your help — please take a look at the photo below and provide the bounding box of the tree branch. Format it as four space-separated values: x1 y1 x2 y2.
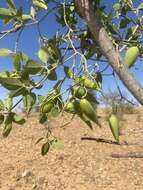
75 0 143 105
111 152 143 158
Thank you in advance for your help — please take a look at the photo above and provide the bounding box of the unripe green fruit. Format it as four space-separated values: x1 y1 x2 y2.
40 102 54 113
64 100 79 113
73 86 86 99
124 46 139 68
83 78 95 89
81 76 98 90
108 114 119 142
79 99 100 126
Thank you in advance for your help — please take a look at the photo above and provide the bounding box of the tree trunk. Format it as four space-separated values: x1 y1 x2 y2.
75 0 143 105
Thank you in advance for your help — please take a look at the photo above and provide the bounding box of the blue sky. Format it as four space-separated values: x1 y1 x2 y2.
0 0 143 105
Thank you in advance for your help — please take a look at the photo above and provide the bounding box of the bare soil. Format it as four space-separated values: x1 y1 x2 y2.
0 110 143 190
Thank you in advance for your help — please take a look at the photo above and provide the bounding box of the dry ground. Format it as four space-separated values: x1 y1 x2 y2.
0 109 143 190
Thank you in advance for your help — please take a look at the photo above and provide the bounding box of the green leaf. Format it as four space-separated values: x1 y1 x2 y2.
64 66 74 78
30 6 36 18
0 100 4 111
4 96 13 110
3 17 13 25
13 53 21 71
0 48 13 57
0 114 4 125
125 26 138 40
22 14 32 21
119 18 131 29
23 92 36 114
47 46 61 64
39 114 48 124
41 142 50 156
13 114 26 125
13 52 28 62
47 69 57 80
113 3 120 11
38 95 46 102
0 8 14 19
0 77 24 90
47 66 57 80
33 0 48 10
138 3 143 10
2 113 14 137
37 46 49 63
9 87 27 98
25 59 45 75
0 71 9 78
3 123 12 137
107 23 118 34
6 0 16 12
15 7 22 19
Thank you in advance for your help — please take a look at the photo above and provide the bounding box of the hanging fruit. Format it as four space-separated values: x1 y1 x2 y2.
124 46 139 68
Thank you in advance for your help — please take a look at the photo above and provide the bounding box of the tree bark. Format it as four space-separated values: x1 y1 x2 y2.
75 0 143 105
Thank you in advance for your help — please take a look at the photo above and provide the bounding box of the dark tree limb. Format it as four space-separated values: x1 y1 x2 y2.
75 0 143 105
81 136 143 146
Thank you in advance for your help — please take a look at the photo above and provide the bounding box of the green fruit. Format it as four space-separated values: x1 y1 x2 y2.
73 86 86 99
79 99 101 127
83 78 95 89
108 114 120 142
124 46 139 68
81 76 99 90
40 102 54 113
64 100 79 113
41 142 50 156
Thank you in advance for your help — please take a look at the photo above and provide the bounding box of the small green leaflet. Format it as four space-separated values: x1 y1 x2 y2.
23 92 36 114
2 113 14 137
0 8 14 19
41 142 50 156
6 0 16 12
25 59 45 74
138 3 143 10
0 77 24 90
30 6 36 18
4 96 13 110
0 48 13 57
13 114 26 125
32 0 48 10
37 46 49 63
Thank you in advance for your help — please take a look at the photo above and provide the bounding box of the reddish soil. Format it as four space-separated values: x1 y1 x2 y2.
0 110 143 190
